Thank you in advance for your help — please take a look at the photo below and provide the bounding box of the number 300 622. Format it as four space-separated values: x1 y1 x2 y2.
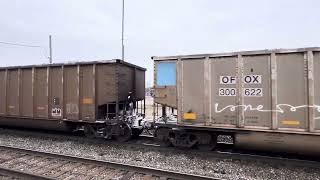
218 88 262 97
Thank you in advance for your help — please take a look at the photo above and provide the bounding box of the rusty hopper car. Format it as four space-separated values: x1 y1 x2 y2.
152 47 320 155
0 60 146 141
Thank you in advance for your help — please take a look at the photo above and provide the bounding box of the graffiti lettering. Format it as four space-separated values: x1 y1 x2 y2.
214 103 320 119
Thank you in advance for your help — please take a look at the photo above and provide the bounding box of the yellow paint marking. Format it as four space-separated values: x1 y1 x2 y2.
183 113 197 120
282 120 300 125
83 98 93 104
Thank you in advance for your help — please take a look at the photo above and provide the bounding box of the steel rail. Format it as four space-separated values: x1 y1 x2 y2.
212 149 320 169
141 134 320 165
0 166 55 180
0 145 217 180
1 129 320 178
143 135 320 169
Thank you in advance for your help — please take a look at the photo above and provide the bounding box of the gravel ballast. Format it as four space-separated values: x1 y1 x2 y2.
0 128 318 180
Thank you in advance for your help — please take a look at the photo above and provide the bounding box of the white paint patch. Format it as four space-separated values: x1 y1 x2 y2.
219 75 262 84
219 88 236 96
243 88 263 97
243 75 262 84
51 108 62 117
220 76 236 84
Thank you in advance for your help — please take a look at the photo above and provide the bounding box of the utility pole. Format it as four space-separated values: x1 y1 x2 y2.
49 35 52 64
121 0 125 61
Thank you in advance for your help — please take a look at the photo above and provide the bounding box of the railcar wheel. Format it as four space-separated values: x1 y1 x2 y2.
114 123 132 142
131 128 144 138
197 134 217 151
158 137 172 147
84 125 96 139
155 128 172 147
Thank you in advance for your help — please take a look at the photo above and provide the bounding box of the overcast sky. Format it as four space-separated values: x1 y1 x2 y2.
1 0 319 86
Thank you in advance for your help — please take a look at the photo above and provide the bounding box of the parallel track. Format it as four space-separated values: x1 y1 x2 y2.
135 135 320 169
1 128 320 179
0 145 216 180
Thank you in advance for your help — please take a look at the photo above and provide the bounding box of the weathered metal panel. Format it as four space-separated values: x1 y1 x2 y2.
204 57 211 124
34 68 48 118
7 70 19 116
154 87 177 107
236 55 244 128
0 70 6 115
276 53 307 130
177 59 182 122
96 64 117 106
135 69 145 100
307 51 315 132
21 69 33 117
118 64 134 101
270 53 278 130
313 52 320 130
117 64 145 102
181 59 205 123
210 55 271 128
211 56 237 126
243 55 271 128
64 66 79 120
79 65 95 121
49 67 63 119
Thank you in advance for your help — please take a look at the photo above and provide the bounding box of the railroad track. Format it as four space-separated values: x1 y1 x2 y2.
1 128 320 179
135 135 320 169
0 145 216 180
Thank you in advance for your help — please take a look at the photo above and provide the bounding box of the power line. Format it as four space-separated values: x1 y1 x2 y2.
0 40 49 60
0 41 43 48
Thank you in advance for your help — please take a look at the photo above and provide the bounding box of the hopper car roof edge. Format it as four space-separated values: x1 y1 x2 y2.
0 59 146 71
152 47 320 61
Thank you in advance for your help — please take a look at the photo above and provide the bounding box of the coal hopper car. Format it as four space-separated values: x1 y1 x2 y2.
152 47 320 155
0 60 146 141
